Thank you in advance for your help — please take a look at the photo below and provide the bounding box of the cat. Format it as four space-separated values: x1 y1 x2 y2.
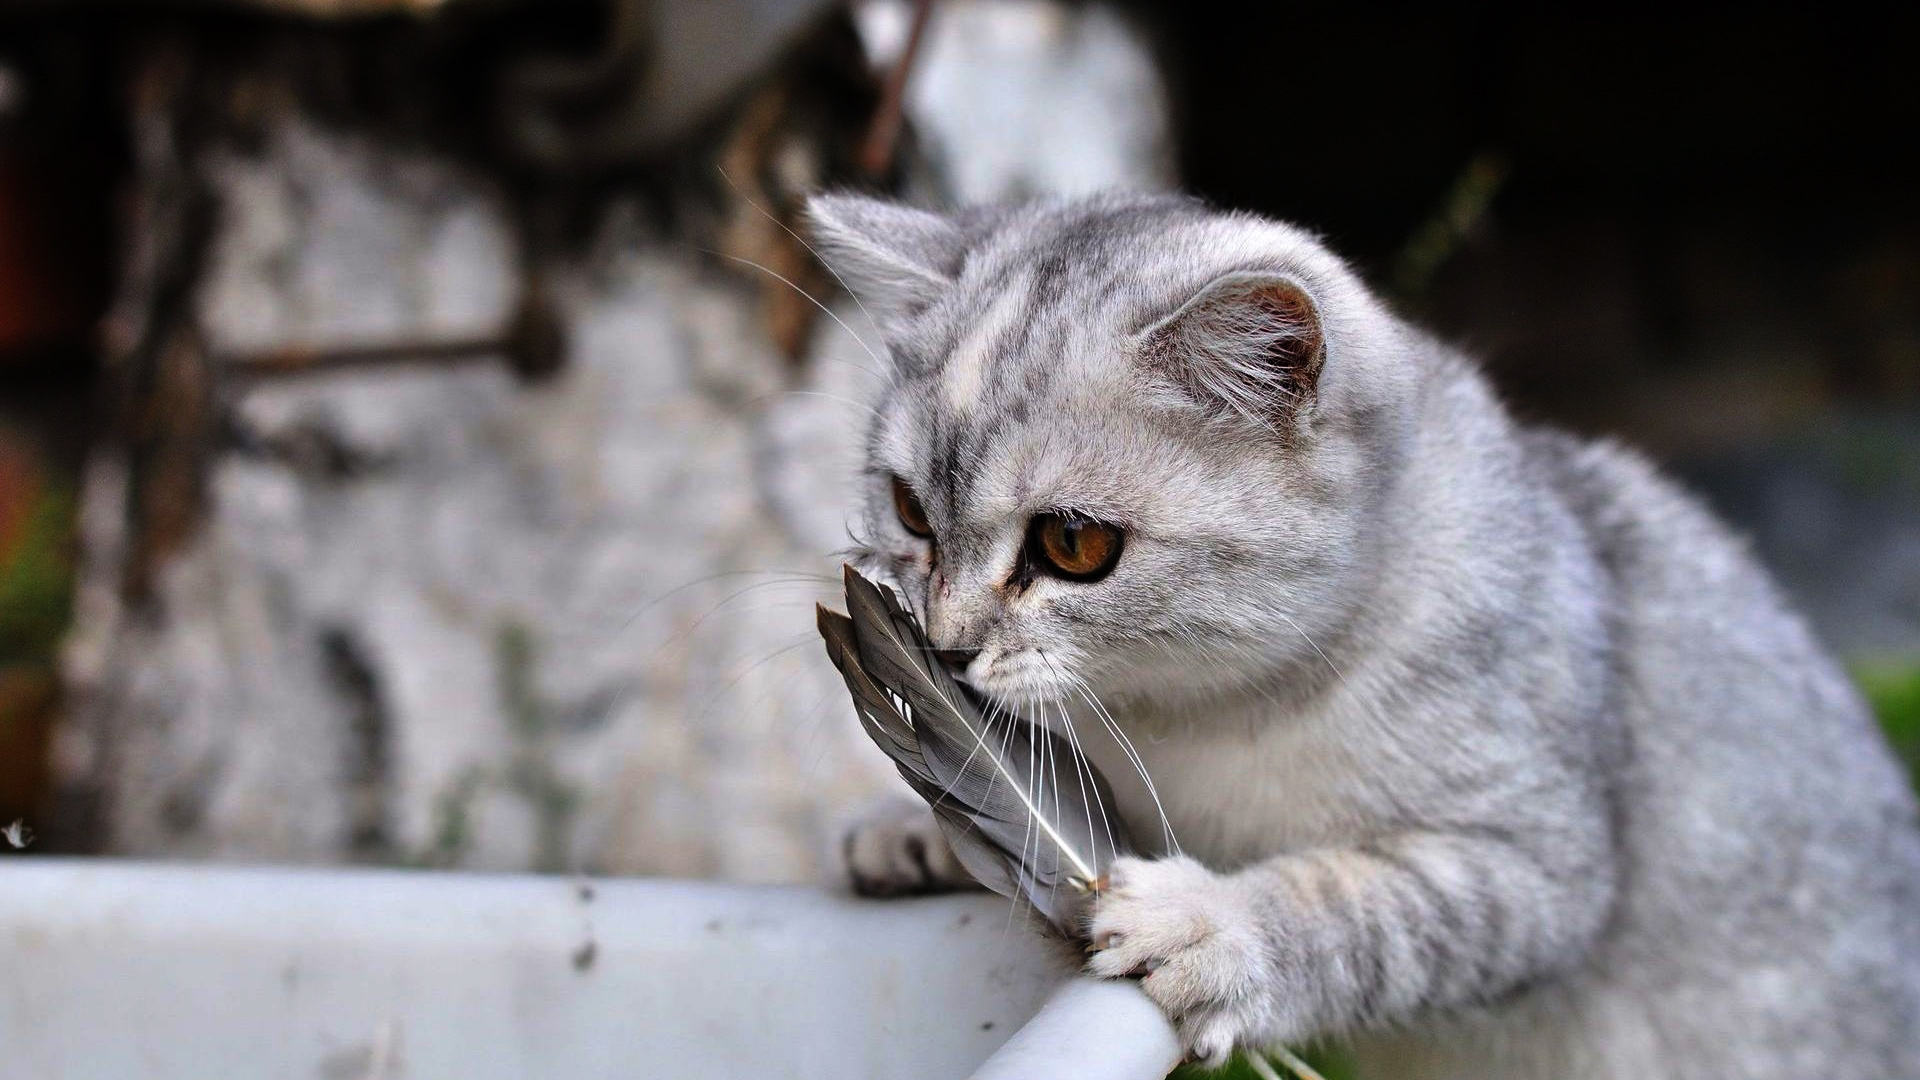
809 191 1920 1079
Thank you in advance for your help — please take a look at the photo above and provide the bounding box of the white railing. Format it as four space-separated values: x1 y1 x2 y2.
0 859 1178 1080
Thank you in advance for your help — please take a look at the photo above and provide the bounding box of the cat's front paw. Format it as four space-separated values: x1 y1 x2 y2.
1086 855 1272 1066
840 795 977 897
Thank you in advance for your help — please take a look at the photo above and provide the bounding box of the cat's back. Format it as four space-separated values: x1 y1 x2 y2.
1521 424 1920 1072
1522 426 1911 826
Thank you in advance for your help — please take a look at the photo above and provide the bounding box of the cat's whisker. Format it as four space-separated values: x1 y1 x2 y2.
1145 614 1291 712
714 164 890 352
1024 698 1048 918
595 577 837 728
708 251 884 370
793 350 888 384
1275 610 1349 688
955 694 1034 945
735 384 886 425
930 694 1005 815
1002 697 1040 930
616 568 838 634
1034 696 1060 915
1249 1048 1330 1080
1036 694 1068 916
689 633 819 726
766 387 886 422
666 578 841 654
1062 667 1180 856
1046 682 1113 868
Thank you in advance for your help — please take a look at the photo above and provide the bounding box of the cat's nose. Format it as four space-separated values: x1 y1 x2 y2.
933 648 980 675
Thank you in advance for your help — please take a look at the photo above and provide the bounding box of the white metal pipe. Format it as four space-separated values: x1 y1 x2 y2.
965 976 1182 1080
1 858 1180 1080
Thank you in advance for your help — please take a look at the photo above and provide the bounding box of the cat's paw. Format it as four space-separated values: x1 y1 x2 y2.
1086 855 1272 1066
840 795 977 897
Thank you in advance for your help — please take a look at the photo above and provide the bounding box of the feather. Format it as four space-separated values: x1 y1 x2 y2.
818 565 1131 934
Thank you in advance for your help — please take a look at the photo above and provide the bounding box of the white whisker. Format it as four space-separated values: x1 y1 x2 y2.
1276 610 1348 687
710 251 884 371
715 164 890 352
1065 669 1180 856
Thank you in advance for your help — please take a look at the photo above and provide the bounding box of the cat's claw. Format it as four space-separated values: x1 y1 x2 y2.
1086 854 1274 1066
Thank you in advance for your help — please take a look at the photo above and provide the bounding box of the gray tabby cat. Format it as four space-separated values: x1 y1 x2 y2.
812 192 1920 1078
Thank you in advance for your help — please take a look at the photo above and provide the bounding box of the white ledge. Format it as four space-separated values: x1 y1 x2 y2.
1 858 1178 1080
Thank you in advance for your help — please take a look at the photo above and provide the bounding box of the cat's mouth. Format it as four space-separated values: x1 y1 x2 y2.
957 648 1077 713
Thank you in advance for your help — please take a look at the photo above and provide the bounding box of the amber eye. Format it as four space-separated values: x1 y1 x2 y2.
1028 513 1124 582
892 476 933 538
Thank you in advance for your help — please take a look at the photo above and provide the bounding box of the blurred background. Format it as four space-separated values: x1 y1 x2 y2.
1 1 1916 881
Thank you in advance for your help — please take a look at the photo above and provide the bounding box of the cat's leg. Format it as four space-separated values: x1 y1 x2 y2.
1085 825 1616 1065
840 794 980 896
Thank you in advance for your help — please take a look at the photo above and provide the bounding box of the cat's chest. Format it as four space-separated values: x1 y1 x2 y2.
1071 699 1392 869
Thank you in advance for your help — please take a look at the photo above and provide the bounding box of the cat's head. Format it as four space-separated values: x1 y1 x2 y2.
811 193 1418 713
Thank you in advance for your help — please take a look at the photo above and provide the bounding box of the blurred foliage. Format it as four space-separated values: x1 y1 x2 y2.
1391 151 1509 305
496 620 582 874
0 441 73 820
403 623 583 870
1172 1046 1354 1080
409 766 485 870
1859 659 1920 776
0 473 75 666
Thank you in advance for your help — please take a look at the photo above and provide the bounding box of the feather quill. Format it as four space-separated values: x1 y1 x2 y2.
818 565 1131 934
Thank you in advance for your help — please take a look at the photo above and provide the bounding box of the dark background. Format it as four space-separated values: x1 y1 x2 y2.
1159 7 1920 428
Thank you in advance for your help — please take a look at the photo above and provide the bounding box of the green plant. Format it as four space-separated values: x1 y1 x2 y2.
1171 1046 1354 1080
1858 659 1920 774
0 484 74 665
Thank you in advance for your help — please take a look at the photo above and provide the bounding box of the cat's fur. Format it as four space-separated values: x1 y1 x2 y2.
811 191 1920 1078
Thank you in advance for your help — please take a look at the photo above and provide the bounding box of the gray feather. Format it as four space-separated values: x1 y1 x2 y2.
818 566 1131 934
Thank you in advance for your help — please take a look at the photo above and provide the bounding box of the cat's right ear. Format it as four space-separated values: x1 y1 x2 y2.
806 194 964 337
1138 271 1327 436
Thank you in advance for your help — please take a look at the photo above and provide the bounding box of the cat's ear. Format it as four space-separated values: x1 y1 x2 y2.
806 194 964 334
1140 271 1326 433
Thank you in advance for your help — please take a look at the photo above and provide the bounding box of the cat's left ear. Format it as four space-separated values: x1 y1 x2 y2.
1139 271 1326 434
807 193 964 336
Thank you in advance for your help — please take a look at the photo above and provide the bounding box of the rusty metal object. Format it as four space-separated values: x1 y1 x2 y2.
859 0 935 180
109 45 222 610
221 289 567 383
709 11 896 362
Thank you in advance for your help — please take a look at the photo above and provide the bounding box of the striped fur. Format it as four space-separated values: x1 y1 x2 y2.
813 192 1920 1078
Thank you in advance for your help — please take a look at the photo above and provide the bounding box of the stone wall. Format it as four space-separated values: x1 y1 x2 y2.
49 0 1174 878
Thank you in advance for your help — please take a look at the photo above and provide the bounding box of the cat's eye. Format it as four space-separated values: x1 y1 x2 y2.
892 476 933 538
1028 513 1124 582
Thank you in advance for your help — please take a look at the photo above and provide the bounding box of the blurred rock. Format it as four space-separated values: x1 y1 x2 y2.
63 115 888 876
862 0 1174 203
54 2 1173 878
